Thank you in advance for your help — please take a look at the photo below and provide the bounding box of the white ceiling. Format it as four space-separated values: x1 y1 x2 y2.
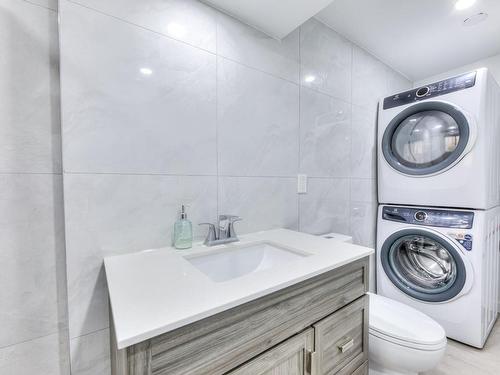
316 0 500 81
202 0 335 39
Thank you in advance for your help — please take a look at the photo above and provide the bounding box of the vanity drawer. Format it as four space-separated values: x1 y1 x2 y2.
122 258 368 375
352 361 368 375
313 295 368 375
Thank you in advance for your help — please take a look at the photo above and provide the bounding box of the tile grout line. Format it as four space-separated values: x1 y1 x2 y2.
0 171 62 175
0 329 68 351
348 42 355 237
297 24 302 232
20 0 58 13
215 18 220 221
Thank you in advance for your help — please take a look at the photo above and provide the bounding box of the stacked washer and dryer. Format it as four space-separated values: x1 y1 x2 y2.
377 68 500 348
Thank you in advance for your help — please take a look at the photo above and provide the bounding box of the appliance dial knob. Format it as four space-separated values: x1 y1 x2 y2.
414 211 427 221
416 86 430 97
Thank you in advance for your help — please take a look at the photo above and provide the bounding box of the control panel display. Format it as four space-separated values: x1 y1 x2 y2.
383 71 477 109
382 206 474 229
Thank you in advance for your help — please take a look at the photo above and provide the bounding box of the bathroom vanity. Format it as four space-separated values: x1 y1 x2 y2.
105 229 373 375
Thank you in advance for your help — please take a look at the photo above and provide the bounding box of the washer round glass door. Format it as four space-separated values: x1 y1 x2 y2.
381 229 466 302
382 102 470 175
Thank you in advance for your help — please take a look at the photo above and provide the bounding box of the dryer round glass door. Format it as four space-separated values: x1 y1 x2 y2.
382 101 470 176
381 229 467 302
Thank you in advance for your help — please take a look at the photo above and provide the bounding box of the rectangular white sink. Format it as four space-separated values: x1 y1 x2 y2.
185 242 310 282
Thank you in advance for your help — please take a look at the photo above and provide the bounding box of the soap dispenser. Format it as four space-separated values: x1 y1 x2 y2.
173 205 193 249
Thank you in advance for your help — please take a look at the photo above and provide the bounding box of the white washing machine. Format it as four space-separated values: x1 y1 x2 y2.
378 68 500 209
377 204 500 348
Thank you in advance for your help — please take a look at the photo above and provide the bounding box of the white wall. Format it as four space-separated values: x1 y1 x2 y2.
0 0 69 374
415 53 500 86
58 1 410 373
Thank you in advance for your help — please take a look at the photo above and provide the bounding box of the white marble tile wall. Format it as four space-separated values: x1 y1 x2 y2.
59 2 411 373
0 0 69 374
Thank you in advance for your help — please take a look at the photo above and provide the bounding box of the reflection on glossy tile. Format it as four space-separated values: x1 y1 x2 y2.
299 178 350 235
300 18 352 102
64 174 217 338
218 177 298 234
68 0 217 52
350 201 376 248
0 0 61 173
0 174 66 348
0 331 70 375
351 105 377 179
352 45 388 111
300 87 351 177
217 13 299 82
70 329 110 375
218 58 299 177
60 1 216 175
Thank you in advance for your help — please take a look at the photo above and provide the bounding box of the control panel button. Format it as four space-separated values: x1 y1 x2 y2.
414 211 427 221
416 86 430 97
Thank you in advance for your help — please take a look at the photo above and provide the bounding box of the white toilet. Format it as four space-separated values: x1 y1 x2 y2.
368 293 447 375
321 233 447 374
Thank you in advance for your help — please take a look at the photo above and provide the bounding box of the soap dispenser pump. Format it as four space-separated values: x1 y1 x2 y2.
173 205 193 249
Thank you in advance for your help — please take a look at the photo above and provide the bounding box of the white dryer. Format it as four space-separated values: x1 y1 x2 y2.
376 204 500 348
378 68 500 209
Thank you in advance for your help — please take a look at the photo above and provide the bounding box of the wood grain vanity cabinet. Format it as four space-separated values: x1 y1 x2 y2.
111 257 369 375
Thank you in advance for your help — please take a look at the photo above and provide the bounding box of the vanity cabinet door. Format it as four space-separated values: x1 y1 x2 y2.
313 296 368 375
227 329 314 375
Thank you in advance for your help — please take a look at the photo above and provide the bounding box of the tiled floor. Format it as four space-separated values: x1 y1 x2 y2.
423 318 500 375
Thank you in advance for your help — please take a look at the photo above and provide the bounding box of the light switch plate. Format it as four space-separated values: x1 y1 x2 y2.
297 174 307 194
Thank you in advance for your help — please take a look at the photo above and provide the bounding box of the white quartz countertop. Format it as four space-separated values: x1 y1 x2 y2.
104 229 374 349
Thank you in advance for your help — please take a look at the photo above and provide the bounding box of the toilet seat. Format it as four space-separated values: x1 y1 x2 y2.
368 293 447 351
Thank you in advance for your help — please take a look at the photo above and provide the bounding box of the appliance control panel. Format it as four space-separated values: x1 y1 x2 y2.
383 71 477 110
382 206 474 229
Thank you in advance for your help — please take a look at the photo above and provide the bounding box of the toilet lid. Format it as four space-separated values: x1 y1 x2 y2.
369 293 446 349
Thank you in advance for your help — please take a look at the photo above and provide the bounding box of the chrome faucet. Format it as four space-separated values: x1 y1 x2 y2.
199 215 242 246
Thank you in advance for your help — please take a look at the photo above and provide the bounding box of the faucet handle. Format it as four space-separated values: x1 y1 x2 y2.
198 223 217 245
218 215 241 224
225 216 242 238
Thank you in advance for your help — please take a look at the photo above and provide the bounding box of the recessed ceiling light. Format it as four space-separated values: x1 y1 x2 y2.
463 12 488 26
455 0 476 10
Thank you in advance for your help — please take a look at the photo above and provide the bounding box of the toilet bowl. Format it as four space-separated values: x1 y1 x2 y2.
368 293 447 375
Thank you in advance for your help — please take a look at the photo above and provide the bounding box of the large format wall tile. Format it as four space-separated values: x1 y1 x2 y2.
300 18 352 102
60 1 216 175
217 58 299 177
66 0 217 52
218 177 298 234
0 331 70 375
0 174 66 348
299 178 350 236
217 13 300 82
64 173 217 338
350 105 378 179
70 329 110 375
0 0 61 173
351 45 388 112
350 178 377 204
300 87 351 177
